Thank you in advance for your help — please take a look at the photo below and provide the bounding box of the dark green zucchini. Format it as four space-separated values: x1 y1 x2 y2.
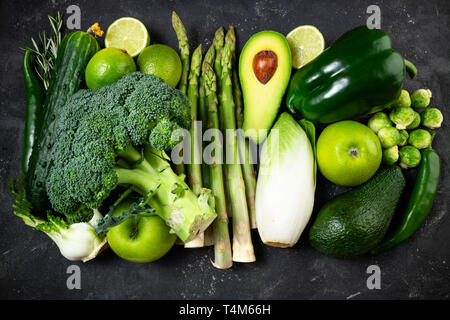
26 31 99 213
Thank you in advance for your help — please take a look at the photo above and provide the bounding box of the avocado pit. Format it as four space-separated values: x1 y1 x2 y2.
253 50 278 84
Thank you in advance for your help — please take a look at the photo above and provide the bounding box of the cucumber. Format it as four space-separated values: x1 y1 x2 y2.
26 31 99 213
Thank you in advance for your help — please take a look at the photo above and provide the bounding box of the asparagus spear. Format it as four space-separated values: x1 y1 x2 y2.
172 11 189 95
184 45 205 248
201 45 217 247
231 39 257 229
220 27 255 262
213 27 225 130
203 62 233 269
171 11 189 176
213 27 232 218
199 46 215 190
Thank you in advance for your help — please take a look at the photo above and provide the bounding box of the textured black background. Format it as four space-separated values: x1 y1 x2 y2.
0 0 449 300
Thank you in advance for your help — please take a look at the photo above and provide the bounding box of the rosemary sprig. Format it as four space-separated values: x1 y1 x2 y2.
27 12 64 91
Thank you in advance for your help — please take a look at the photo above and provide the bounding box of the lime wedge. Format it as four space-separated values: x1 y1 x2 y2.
105 17 150 58
286 25 324 69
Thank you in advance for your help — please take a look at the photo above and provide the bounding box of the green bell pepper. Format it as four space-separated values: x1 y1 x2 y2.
286 26 417 123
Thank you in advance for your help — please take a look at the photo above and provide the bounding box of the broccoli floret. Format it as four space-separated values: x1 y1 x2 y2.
45 72 215 242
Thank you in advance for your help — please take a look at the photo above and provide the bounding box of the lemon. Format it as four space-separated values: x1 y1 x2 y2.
85 48 136 89
286 25 325 69
137 44 182 87
105 17 150 58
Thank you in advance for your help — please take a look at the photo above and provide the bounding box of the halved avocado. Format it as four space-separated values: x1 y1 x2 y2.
239 31 292 143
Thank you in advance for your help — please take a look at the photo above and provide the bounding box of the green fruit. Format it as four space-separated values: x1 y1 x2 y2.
309 166 406 258
317 120 382 187
137 44 182 87
240 31 292 143
106 201 177 263
85 48 136 89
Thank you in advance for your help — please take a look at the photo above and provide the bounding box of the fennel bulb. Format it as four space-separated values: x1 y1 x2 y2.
9 178 108 262
256 112 316 247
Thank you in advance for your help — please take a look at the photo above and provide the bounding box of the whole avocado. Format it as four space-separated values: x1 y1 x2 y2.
309 165 405 258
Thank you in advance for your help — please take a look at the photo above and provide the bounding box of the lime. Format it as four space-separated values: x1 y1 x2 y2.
137 44 182 87
286 25 325 69
85 48 136 89
105 17 150 58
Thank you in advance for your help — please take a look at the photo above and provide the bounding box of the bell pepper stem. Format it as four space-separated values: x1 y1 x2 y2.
404 59 417 79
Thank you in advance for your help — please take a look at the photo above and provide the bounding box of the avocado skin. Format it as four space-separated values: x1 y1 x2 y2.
309 166 405 258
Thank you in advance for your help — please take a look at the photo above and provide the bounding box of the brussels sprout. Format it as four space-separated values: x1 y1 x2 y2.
411 89 432 108
391 89 411 108
421 108 443 129
389 107 416 129
405 111 421 130
398 129 409 146
408 129 432 149
382 145 399 166
368 112 392 133
399 145 421 169
378 126 402 148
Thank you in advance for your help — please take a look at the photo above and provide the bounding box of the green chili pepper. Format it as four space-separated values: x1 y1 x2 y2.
371 148 440 254
286 26 417 123
22 48 44 173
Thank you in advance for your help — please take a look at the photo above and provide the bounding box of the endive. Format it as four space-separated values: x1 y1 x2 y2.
256 112 316 247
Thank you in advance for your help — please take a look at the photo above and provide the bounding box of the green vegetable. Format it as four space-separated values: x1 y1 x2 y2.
220 27 255 262
172 11 189 95
309 166 405 258
391 89 411 108
203 61 233 269
286 26 416 123
43 72 216 241
184 45 204 248
231 33 257 229
378 126 402 148
256 113 316 248
421 108 443 129
382 145 399 165
22 49 44 174
372 149 440 253
411 89 432 108
26 31 100 214
171 11 189 176
406 111 421 130
9 177 107 262
408 129 432 149
368 112 391 134
398 129 409 146
399 145 421 169
389 107 416 129
198 45 215 190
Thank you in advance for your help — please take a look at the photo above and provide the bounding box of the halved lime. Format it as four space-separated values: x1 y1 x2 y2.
286 25 324 69
105 17 150 58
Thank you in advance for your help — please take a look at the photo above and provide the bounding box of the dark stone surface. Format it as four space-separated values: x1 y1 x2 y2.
0 0 449 299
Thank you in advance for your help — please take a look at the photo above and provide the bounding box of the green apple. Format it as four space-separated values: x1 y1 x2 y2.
106 201 177 263
317 120 382 187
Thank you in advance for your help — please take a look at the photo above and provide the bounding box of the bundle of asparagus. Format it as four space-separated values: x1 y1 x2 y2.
171 12 256 268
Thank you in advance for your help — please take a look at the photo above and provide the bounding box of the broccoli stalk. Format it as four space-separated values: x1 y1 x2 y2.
115 145 217 242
